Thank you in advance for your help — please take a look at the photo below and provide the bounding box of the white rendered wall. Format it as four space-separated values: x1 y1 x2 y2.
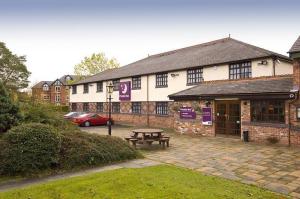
69 59 293 103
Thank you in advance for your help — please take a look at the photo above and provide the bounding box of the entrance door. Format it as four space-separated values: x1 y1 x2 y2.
215 101 241 136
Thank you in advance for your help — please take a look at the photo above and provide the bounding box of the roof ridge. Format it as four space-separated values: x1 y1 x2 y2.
149 37 230 58
229 38 290 59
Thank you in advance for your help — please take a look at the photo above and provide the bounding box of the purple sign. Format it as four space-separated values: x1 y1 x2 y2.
180 107 196 119
202 107 212 125
119 81 131 101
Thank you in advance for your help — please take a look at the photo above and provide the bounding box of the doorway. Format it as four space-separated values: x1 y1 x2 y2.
215 100 241 136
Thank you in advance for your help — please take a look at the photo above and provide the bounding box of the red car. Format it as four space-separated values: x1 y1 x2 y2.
72 113 113 127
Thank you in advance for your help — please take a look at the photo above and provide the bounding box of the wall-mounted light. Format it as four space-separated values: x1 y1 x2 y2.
258 60 268 65
89 84 94 87
205 100 211 107
171 73 179 77
214 66 217 70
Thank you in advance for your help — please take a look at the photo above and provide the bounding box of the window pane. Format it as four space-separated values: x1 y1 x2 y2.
250 100 285 123
229 62 251 80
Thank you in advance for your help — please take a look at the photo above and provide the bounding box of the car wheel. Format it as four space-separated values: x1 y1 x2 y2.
84 121 90 127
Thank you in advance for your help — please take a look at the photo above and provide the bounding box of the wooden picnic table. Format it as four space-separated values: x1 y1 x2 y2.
132 129 164 143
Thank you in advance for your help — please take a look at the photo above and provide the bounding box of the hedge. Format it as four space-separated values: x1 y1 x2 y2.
0 123 61 175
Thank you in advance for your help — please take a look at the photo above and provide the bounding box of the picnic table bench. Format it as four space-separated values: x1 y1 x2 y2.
125 128 170 149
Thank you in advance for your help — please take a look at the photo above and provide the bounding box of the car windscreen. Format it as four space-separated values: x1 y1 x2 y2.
65 112 75 116
77 114 90 118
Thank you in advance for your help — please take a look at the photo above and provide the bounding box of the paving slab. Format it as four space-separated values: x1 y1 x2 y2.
83 126 300 198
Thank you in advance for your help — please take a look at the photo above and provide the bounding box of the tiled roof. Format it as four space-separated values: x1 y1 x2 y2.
289 36 300 53
74 37 291 85
32 75 80 88
32 81 52 89
168 76 294 99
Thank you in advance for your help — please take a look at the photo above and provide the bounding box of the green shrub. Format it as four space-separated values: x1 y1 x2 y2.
0 81 21 133
59 130 140 169
0 123 61 175
20 102 76 131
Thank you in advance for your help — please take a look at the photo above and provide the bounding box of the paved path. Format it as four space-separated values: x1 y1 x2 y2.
85 126 300 198
0 159 160 192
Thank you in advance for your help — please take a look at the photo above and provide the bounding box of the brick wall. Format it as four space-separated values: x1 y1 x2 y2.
72 101 175 128
173 100 215 136
241 99 300 146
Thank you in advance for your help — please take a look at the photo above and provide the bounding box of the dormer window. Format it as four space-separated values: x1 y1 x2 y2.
42 84 49 91
65 76 72 82
54 80 62 86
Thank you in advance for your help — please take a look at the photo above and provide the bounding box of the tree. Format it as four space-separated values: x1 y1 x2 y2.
74 53 120 77
0 42 30 90
0 81 21 133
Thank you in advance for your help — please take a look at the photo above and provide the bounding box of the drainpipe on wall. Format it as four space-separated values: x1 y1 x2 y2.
288 94 298 147
147 75 150 127
272 57 276 76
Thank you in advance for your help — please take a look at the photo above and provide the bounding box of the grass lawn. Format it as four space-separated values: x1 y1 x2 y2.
0 165 284 199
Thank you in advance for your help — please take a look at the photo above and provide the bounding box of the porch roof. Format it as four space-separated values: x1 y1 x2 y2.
168 76 295 100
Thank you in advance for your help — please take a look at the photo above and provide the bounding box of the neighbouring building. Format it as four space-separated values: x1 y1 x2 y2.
70 37 300 145
32 75 78 106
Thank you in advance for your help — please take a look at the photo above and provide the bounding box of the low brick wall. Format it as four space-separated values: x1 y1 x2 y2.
71 100 300 146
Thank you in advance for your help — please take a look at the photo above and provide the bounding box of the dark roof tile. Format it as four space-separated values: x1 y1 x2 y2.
74 37 291 85
169 76 293 99
289 36 300 53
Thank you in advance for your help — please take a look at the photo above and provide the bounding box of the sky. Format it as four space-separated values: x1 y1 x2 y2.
0 0 300 86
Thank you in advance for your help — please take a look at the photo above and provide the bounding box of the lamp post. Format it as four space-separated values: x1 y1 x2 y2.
106 82 114 136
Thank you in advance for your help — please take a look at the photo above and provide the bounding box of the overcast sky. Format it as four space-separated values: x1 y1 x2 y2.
0 0 299 86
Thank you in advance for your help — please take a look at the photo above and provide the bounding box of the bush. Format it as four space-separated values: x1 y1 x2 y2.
0 81 21 133
20 102 76 131
59 130 140 169
0 123 61 175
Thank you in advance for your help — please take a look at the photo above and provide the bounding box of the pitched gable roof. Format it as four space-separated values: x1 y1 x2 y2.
289 36 300 53
32 81 52 89
73 37 291 85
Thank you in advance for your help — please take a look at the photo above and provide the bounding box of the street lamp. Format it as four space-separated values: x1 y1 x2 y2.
106 82 114 136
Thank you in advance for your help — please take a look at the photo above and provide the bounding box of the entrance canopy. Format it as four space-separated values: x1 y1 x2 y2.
169 76 295 100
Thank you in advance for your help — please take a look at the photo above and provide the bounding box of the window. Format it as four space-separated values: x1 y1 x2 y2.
132 102 141 114
187 68 203 85
54 80 62 86
72 85 77 94
112 79 120 91
132 76 141 89
55 95 60 102
83 84 89 93
97 102 103 112
251 100 285 123
43 95 50 100
83 103 89 112
55 86 61 93
112 102 120 113
156 73 168 87
229 61 252 80
42 84 49 91
65 76 72 82
71 103 77 111
156 102 168 115
97 82 103 92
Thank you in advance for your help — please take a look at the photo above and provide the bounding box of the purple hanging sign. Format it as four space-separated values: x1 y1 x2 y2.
202 107 212 125
180 107 196 119
119 81 131 101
